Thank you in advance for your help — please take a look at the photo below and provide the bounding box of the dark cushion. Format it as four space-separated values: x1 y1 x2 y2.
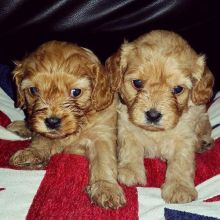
0 0 219 91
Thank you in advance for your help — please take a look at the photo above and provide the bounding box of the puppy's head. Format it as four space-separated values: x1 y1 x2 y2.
14 41 112 138
106 30 214 131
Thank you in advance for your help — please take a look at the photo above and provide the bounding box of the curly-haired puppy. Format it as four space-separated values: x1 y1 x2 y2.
106 30 214 203
7 41 125 209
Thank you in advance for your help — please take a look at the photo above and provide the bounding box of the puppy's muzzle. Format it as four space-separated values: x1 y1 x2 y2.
44 117 61 129
145 109 162 123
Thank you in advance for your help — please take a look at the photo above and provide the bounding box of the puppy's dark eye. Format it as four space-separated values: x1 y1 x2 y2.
29 87 38 96
172 86 184 95
132 79 143 89
70 88 81 97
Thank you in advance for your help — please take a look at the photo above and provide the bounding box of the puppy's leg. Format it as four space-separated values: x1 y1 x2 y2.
195 114 214 153
161 145 197 203
9 136 51 169
118 137 146 186
7 120 32 138
86 139 126 209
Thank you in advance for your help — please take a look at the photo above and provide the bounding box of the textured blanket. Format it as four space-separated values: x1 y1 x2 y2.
0 87 220 220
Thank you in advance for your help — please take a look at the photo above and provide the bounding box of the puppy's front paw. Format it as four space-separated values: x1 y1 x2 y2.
87 181 126 209
118 164 146 186
198 138 214 153
7 121 32 138
10 149 46 169
161 182 198 203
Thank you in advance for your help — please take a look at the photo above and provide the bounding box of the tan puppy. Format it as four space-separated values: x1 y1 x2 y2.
7 41 125 209
106 30 214 203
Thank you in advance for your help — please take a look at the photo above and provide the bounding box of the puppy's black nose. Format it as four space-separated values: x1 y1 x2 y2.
45 117 61 129
145 109 162 123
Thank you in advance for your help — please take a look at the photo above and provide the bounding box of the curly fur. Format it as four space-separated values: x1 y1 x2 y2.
106 30 214 203
8 41 125 209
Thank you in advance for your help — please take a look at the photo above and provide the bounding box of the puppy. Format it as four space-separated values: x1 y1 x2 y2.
7 41 125 209
106 30 214 203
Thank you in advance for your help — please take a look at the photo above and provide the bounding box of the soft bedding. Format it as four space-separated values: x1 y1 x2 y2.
0 67 220 219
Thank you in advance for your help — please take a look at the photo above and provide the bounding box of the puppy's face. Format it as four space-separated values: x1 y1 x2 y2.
14 41 112 138
106 30 214 131
120 61 191 131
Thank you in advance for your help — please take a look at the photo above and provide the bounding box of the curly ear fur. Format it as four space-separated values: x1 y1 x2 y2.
191 56 214 105
13 62 26 108
90 64 114 111
105 49 124 92
106 41 134 92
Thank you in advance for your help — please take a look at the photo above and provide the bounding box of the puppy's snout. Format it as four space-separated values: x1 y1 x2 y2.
145 109 162 123
45 117 61 129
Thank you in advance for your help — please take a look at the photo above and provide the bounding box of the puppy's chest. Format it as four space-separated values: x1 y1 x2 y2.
61 110 115 154
118 104 177 158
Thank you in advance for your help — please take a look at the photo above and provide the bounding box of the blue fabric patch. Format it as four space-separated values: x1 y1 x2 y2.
0 64 15 100
164 208 220 220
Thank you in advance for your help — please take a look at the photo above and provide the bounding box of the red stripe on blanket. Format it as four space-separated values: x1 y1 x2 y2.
195 137 220 185
0 111 11 127
26 138 220 220
0 111 30 169
27 154 138 220
204 195 220 202
144 137 220 188
0 139 30 168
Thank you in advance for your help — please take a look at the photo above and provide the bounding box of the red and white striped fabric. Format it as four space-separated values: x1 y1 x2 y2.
0 87 220 220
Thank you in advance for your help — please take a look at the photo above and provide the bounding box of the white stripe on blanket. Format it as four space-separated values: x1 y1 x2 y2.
138 174 220 220
0 88 25 121
208 91 220 139
0 169 45 220
0 88 27 140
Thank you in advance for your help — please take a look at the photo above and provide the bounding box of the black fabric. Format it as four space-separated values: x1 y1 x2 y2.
0 0 219 90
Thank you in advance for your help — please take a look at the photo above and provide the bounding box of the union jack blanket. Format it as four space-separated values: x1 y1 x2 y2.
0 85 220 220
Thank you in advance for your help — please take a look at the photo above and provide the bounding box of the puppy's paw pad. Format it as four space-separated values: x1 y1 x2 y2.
10 149 44 168
87 181 126 209
161 183 197 203
118 165 146 186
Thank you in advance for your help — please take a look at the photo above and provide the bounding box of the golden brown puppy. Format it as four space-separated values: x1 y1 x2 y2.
7 41 125 209
106 30 214 203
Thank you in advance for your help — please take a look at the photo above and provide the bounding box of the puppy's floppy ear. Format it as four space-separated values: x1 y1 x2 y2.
105 49 126 92
191 55 214 105
106 41 132 92
12 61 26 108
90 64 114 111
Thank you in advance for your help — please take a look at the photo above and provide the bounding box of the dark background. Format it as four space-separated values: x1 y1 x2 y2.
0 0 219 91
